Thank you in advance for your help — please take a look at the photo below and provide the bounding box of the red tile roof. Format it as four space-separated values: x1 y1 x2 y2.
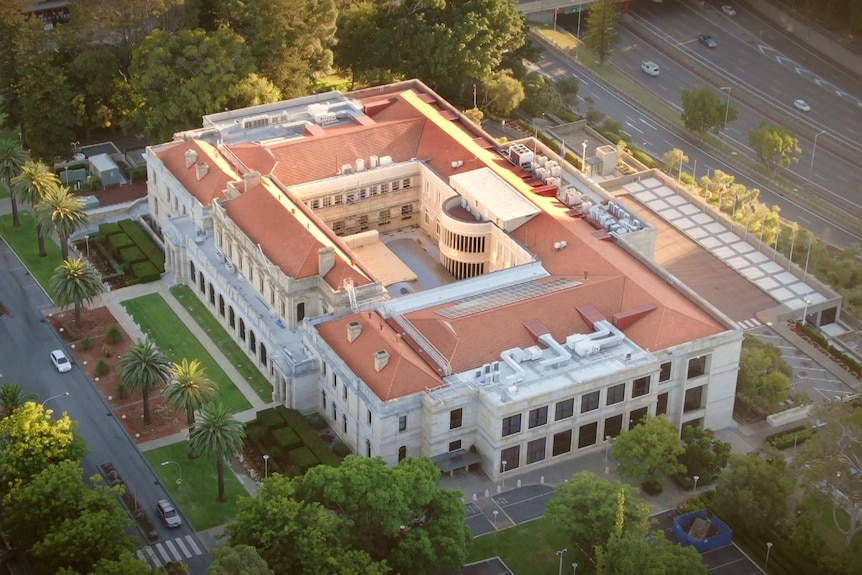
155 140 237 206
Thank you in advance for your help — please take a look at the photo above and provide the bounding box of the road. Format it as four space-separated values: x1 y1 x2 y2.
625 1 862 222
0 239 210 574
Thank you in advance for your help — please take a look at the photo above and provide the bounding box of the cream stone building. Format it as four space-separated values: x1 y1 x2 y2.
146 80 742 480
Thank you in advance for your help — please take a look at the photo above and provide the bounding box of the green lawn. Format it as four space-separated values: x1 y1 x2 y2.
170 285 272 403
143 441 249 531
467 517 590 575
122 294 252 413
0 184 9 198
0 212 62 299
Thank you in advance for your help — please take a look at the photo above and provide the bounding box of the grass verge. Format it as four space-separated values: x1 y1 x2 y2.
0 212 62 300
0 184 9 198
143 441 248 531
122 293 252 414
170 286 272 403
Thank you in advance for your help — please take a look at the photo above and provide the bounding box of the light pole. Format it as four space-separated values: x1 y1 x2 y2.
501 459 508 489
765 541 773 569
802 297 813 325
557 548 567 575
693 475 700 494
581 140 588 174
41 391 70 407
604 435 612 462
720 86 732 132
492 509 499 528
263 454 269 479
161 461 183 500
572 563 578 575
809 129 826 181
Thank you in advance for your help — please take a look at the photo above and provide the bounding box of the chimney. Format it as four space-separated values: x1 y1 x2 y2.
374 350 390 372
195 162 209 180
243 171 261 192
318 246 335 277
184 149 197 168
347 321 362 343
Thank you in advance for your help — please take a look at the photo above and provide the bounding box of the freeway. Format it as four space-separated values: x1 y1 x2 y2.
0 239 210 574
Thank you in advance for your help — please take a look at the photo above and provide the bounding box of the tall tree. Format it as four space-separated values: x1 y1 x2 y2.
737 334 792 412
207 545 273 575
49 258 103 327
226 0 338 98
0 137 27 227
298 456 471 575
0 382 37 419
0 402 87 498
165 358 218 455
612 415 685 491
118 339 172 425
483 70 525 116
596 530 708 575
662 148 689 177
35 184 88 261
748 122 802 176
678 426 731 481
545 471 651 553
584 0 621 64
0 0 25 127
12 160 60 257
681 87 738 137
67 46 142 137
189 402 246 502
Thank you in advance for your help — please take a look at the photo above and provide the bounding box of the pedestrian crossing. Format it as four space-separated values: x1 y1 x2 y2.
136 534 202 568
736 317 762 330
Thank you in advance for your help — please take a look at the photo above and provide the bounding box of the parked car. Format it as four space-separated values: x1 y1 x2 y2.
698 34 717 48
156 499 182 528
50 349 72 373
793 99 811 112
721 5 736 16
641 60 660 76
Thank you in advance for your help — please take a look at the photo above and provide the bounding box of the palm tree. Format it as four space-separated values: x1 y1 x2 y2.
34 184 87 261
118 339 172 425
165 358 218 446
12 160 61 257
49 258 103 326
0 383 37 419
189 403 245 502
0 138 28 228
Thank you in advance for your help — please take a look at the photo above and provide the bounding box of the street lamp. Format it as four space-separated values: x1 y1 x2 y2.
693 475 700 494
802 297 813 325
720 86 732 132
161 461 183 500
557 548 567 575
604 435 612 463
501 459 508 489
809 129 826 181
41 391 70 407
765 541 773 569
572 563 578 575
492 509 499 528
581 140 588 175
263 454 270 479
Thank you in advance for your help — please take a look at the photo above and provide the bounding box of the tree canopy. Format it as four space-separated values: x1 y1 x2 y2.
585 0 621 64
612 415 685 487
681 87 738 137
596 531 708 575
736 334 792 412
207 544 273 575
748 122 801 176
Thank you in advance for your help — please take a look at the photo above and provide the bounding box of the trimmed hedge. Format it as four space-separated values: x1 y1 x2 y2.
108 233 135 252
288 446 319 471
99 222 122 235
796 321 862 375
119 219 165 273
765 425 815 450
271 426 302 451
257 407 286 430
131 261 160 283
119 246 147 264
276 406 307 430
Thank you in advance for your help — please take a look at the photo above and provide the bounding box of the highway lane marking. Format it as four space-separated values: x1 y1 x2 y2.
626 121 644 134
640 118 657 130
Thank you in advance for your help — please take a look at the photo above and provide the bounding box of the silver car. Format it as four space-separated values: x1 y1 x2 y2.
156 499 182 528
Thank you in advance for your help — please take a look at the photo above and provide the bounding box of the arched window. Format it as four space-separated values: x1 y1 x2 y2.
218 295 225 317
229 307 235 328
208 283 215 305
189 260 196 279
398 446 407 462
260 343 267 367
249 330 257 353
239 318 246 341
296 302 306 322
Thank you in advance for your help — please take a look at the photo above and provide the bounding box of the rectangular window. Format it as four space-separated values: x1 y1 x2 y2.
378 209 390 225
322 196 332 207
367 409 372 426
552 430 573 456
629 407 648 428
343 384 347 400
402 178 412 189
684 386 704 412
398 415 407 432
311 199 321 209
342 414 347 433
607 383 626 406
322 391 327 410
659 361 672 382
578 422 598 448
581 391 600 413
401 204 413 217
370 184 379 196
450 408 463 430
448 440 462 452
604 414 623 439
392 180 401 191
502 414 522 437
527 438 547 464
528 406 548 429
555 398 574 421
687 355 708 379
346 192 357 204
500 446 520 472
656 392 669 416
333 194 343 206
332 404 337 421
632 376 651 398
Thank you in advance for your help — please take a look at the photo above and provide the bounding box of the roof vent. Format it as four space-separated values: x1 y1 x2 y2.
374 349 390 372
184 149 197 168
195 162 209 181
347 321 362 343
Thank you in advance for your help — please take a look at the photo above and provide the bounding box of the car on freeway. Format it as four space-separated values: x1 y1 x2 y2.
50 349 72 372
641 60 660 76
793 99 811 112
721 5 736 16
698 34 717 48
156 499 182 528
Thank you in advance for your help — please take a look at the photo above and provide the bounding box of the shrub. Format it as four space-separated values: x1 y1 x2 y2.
102 344 112 358
99 222 122 236
272 427 302 451
766 426 815 450
80 337 92 351
119 246 147 264
641 477 663 495
332 441 351 457
95 359 110 376
105 324 123 344
257 408 286 431
131 261 160 283
288 446 319 471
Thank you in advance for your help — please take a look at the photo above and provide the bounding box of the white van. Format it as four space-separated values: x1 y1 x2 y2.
641 61 660 76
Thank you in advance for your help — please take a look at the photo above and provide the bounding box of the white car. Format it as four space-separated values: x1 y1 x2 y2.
641 60 660 76
721 5 736 16
793 99 811 112
50 349 72 372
